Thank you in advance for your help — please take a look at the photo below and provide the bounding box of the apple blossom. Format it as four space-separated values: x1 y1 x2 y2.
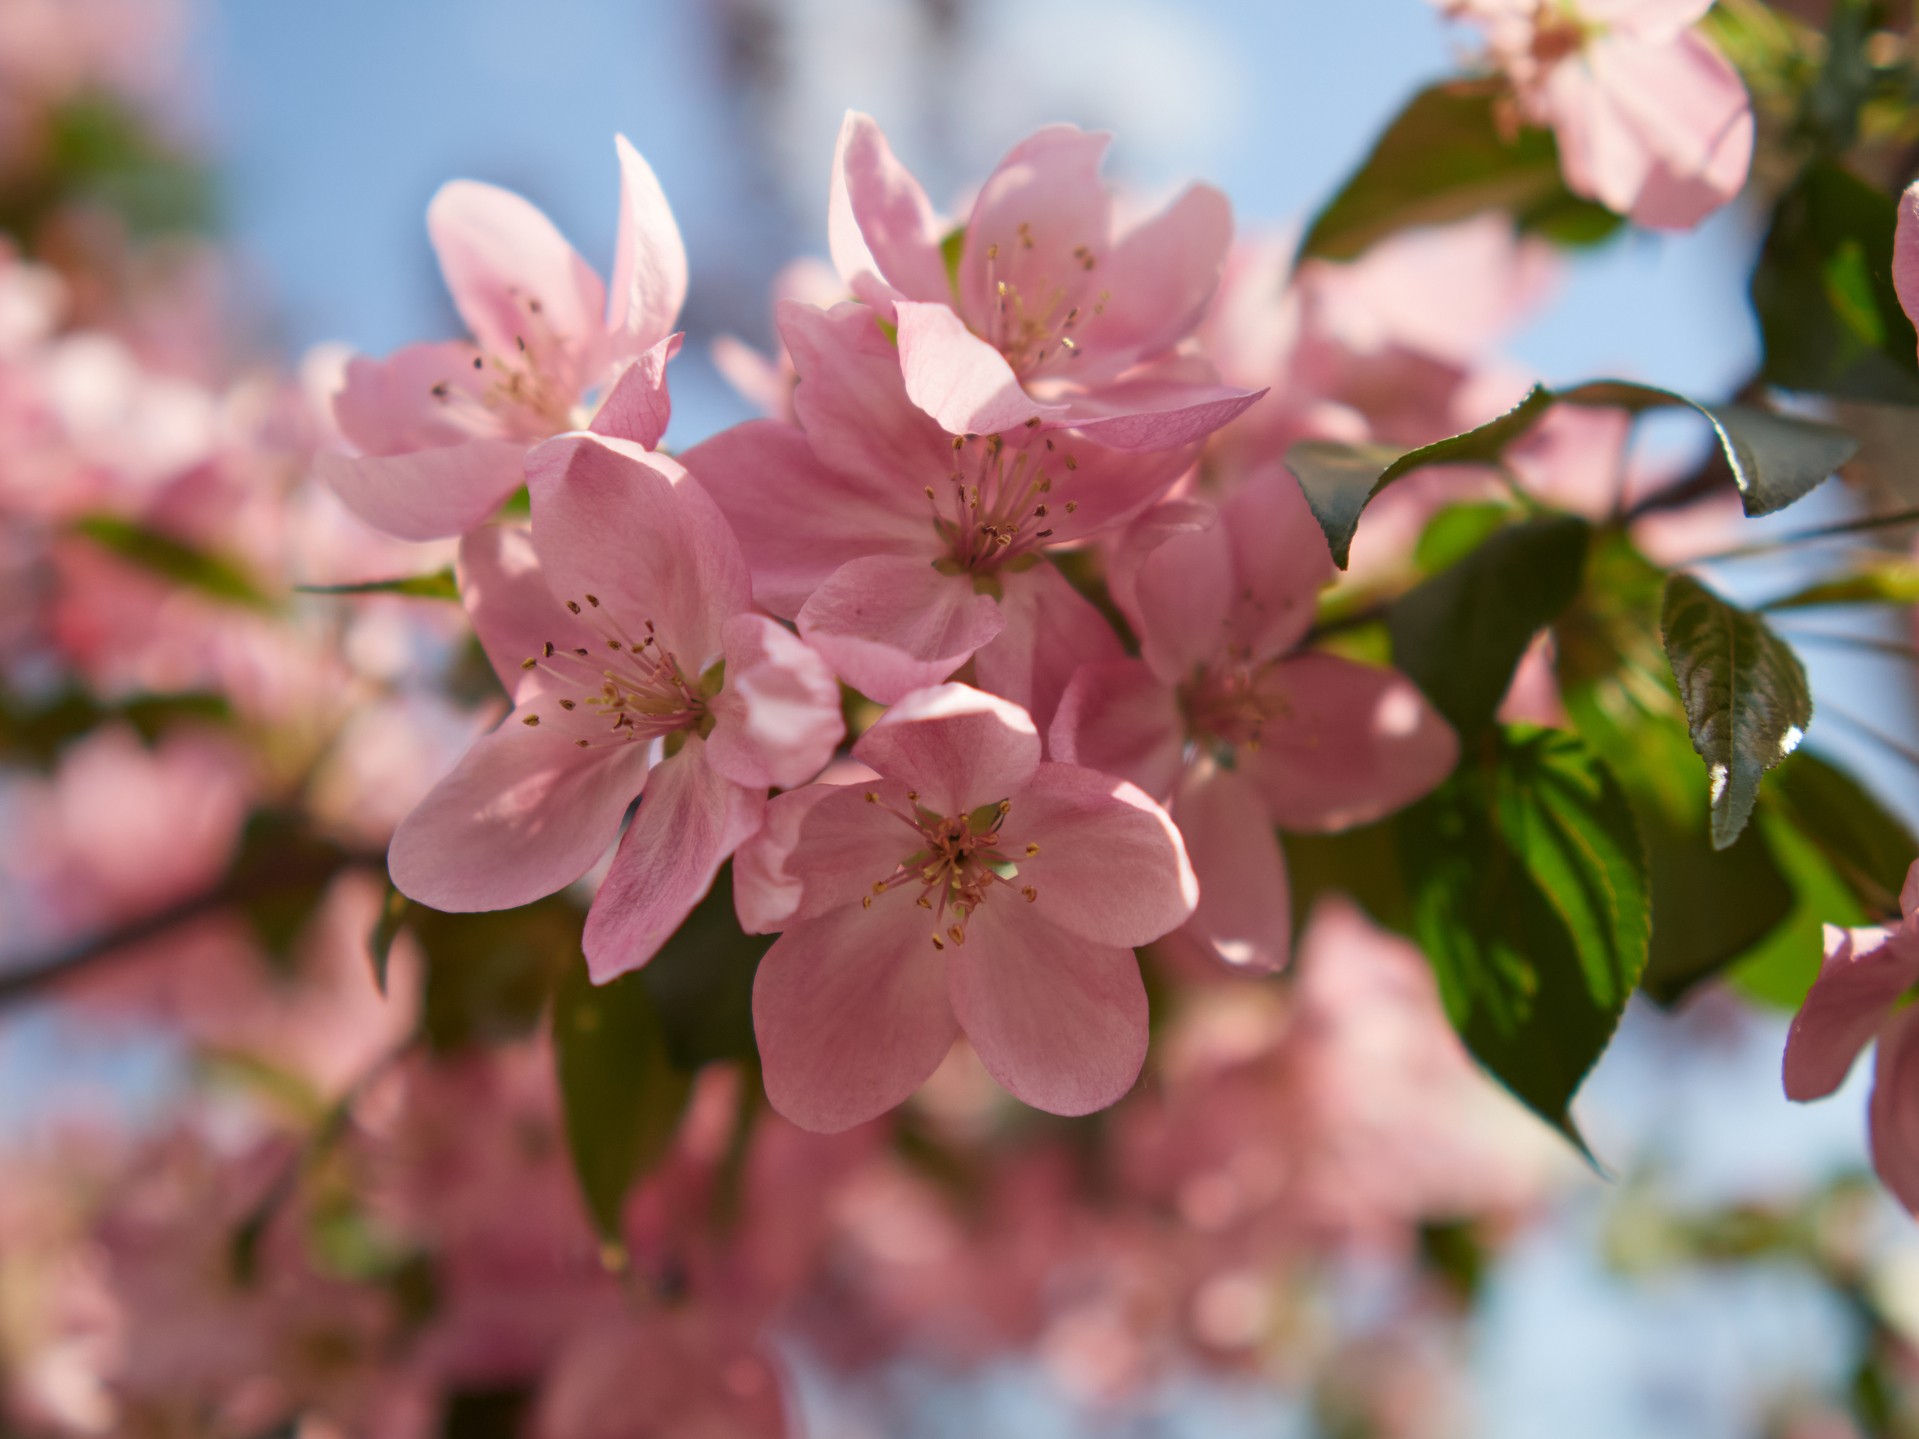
1438 0 1753 229
386 431 842 981
829 111 1265 449
1052 473 1457 972
746 684 1197 1132
317 137 687 541
687 298 1178 717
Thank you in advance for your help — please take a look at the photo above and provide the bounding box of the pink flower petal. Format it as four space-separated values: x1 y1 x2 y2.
455 523 561 699
1115 498 1233 685
427 178 606 381
388 702 651 912
588 331 681 449
1627 104 1753 230
526 432 750 665
754 892 957 1132
1784 924 1919 1101
1170 759 1292 972
972 563 1124 735
1008 761 1197 947
957 125 1113 335
1897 184 1919 349
1871 1003 1919 1214
1051 370 1266 452
607 135 688 359
1242 653 1459 832
1093 183 1234 365
1545 56 1653 217
949 905 1147 1116
315 437 528 543
705 613 844 791
732 772 874 934
778 777 935 924
852 683 1042 816
332 341 498 455
1048 657 1186 802
829 112 947 313
1217 471 1333 659
683 414 927 619
581 739 766 981
797 555 1004 704
895 300 1066 436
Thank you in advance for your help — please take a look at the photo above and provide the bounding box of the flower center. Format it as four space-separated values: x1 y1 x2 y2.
514 593 709 748
926 431 1082 576
428 289 583 437
1529 2 1591 66
860 790 1041 951
980 224 1111 378
1180 657 1290 756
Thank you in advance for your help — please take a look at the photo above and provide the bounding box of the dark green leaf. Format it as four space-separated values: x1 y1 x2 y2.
1285 385 1555 568
225 812 354 962
1388 515 1589 737
297 570 460 602
1284 819 1412 936
1412 502 1516 573
0 687 230 764
73 515 275 610
1660 574 1815 850
553 962 691 1248
1766 749 1917 918
1557 381 1857 517
1727 808 1863 1011
638 864 774 1070
1752 161 1919 405
1397 727 1648 1151
1300 85 1618 261
412 896 582 1052
368 886 411 996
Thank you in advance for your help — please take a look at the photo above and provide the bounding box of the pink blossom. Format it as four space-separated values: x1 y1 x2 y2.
1896 181 1919 355
746 683 1197 1131
386 432 842 981
317 138 687 541
829 112 1264 449
1784 863 1919 1212
1052 473 1457 972
687 299 1178 721
1440 0 1753 229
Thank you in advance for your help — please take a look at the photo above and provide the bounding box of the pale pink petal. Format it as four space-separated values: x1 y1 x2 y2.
830 112 947 311
588 332 681 448
1784 924 1919 1101
427 179 606 378
1119 501 1234 685
1871 1004 1919 1214
895 301 1066 436
1627 105 1753 230
797 555 1004 703
683 415 929 619
1897 185 1919 348
1048 657 1186 801
971 563 1124 734
779 776 933 924
1052 370 1266 453
1588 30 1749 178
526 433 750 664
1091 183 1233 364
388 703 651 912
1007 761 1197 947
705 613 844 790
1217 470 1334 659
732 769 875 933
1170 759 1291 972
781 299 959 495
1104 497 1215 645
456 524 562 699
607 135 688 359
754 892 957 1132
332 341 497 454
950 905 1146 1116
1242 653 1459 831
852 683 1041 815
1545 55 1653 216
957 125 1113 335
1902 860 1919 917
315 438 528 543
1579 0 1713 34
581 739 766 981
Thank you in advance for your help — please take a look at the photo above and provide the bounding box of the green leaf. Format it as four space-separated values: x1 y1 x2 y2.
1285 385 1555 568
553 962 691 1249
73 514 275 610
1300 84 1620 261
1397 727 1649 1150
1660 574 1815 851
224 812 354 962
1727 807 1864 1011
1752 161 1919 405
0 687 230 764
637 864 775 1070
1766 749 1917 918
297 570 460 602
940 224 967 292
412 896 582 1052
1388 515 1590 738
1285 383 1856 567
1412 502 1516 573
1761 559 1919 610
368 886 411 996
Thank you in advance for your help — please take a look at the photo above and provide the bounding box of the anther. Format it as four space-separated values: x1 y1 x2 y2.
521 656 537 670
576 739 590 748
523 715 541 727
566 600 582 614
585 594 600 607
1063 455 1078 471
865 792 879 803
931 934 946 951
1024 417 1041 429
543 642 556 657
1022 886 1037 903
1025 843 1040 856
472 356 483 370
862 895 873 910
431 382 449 400
516 335 527 353
947 925 966 946
1064 500 1078 514
559 699 576 710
